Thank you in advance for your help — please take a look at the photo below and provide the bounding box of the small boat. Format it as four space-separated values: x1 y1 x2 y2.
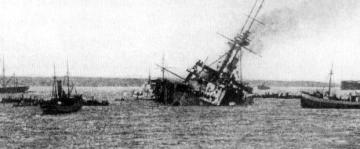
82 97 109 106
257 83 270 90
301 91 360 109
40 94 83 114
6 95 44 107
0 86 29 93
300 65 360 109
0 58 29 93
40 64 83 114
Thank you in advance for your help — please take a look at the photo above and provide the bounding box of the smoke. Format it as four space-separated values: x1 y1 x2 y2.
249 0 360 52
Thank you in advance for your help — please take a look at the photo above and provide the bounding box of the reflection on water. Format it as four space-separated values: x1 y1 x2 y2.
1 87 360 148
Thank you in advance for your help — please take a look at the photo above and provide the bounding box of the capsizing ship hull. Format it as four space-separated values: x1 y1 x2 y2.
156 91 253 106
151 79 253 106
301 92 360 109
0 86 29 93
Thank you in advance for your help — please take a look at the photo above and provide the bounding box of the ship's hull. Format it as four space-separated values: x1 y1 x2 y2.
0 86 29 93
82 100 109 106
157 91 253 106
301 93 360 109
151 79 253 106
40 102 82 114
40 97 83 114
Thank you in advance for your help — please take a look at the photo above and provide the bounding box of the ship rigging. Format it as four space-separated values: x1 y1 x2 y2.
151 0 265 106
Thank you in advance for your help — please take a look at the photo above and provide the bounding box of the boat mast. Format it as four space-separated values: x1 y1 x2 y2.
161 54 165 81
239 50 244 82
328 65 333 96
2 56 5 87
148 68 151 84
66 61 70 98
52 64 57 98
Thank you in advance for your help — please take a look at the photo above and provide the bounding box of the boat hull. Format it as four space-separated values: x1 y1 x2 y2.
40 97 83 115
301 93 360 109
0 86 29 93
40 102 82 114
151 79 253 106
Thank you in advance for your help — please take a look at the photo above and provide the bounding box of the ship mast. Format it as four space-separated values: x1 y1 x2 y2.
3 56 7 87
66 61 70 98
328 65 333 96
2 56 6 88
239 50 244 82
148 68 151 84
52 64 57 98
161 54 165 81
217 0 264 80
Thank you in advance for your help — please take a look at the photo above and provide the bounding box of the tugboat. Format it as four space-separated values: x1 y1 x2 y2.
40 64 83 114
150 0 264 106
301 66 360 109
0 58 29 93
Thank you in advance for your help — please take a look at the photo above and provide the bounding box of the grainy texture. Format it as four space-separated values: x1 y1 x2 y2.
0 87 359 148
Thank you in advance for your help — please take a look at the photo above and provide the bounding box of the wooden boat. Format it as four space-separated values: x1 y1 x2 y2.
40 64 83 114
300 66 360 109
301 92 360 109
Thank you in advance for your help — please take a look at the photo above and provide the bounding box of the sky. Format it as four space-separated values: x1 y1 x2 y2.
0 0 359 82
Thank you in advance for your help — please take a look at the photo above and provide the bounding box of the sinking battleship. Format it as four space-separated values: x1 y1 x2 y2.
150 0 265 106
0 58 29 93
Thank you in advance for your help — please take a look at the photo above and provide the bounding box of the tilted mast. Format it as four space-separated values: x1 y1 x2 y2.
218 0 264 80
238 50 244 82
161 54 165 81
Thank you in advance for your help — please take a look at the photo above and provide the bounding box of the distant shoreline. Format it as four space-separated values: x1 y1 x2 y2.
5 76 336 87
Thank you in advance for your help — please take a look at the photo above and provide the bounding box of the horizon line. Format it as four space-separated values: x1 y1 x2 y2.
5 75 340 83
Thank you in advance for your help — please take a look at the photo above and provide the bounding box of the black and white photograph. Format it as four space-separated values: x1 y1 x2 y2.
0 0 360 148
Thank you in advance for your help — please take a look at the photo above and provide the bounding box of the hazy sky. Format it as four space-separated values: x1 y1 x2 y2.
0 0 359 82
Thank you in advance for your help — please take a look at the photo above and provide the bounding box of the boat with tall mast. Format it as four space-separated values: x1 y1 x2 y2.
40 63 83 114
150 0 264 106
301 65 360 109
0 57 29 93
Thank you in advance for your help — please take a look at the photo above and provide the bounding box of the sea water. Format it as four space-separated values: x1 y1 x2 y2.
0 86 360 148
